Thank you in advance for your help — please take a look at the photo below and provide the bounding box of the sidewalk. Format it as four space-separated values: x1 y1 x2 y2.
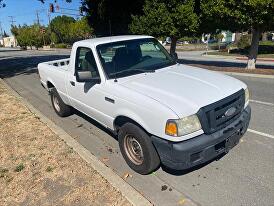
0 81 131 206
203 53 274 63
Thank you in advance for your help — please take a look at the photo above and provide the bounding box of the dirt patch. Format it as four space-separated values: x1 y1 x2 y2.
0 82 131 206
190 64 274 75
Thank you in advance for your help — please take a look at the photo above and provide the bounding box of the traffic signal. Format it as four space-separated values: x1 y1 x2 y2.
49 3 54 13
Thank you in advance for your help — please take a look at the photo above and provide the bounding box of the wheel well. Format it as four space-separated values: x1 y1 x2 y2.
114 116 149 134
47 81 55 90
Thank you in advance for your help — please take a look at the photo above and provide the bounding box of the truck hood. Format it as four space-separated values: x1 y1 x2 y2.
119 64 246 117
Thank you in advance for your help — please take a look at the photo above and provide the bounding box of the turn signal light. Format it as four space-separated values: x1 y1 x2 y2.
165 121 177 136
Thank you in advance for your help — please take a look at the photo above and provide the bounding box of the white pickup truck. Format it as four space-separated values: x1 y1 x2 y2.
38 35 251 174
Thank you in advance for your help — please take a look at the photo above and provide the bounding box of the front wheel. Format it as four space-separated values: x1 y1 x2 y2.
118 123 160 175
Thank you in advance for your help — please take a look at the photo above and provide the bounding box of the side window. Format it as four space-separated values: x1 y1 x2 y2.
140 42 166 59
75 47 100 78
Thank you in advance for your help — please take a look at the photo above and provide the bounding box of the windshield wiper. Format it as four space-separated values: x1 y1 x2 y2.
111 68 155 78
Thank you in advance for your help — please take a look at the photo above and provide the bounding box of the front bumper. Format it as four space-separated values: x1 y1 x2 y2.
152 105 251 170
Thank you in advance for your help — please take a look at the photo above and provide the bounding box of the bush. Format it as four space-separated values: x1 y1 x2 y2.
52 43 68 48
258 45 274 54
259 41 274 46
237 35 251 49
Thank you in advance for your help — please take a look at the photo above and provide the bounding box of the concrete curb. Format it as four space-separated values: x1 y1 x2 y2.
222 71 274 79
0 78 152 206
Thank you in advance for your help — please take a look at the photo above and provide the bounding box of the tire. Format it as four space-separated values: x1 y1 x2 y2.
50 88 71 117
118 122 160 175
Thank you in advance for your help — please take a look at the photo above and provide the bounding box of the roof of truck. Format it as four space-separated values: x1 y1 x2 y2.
76 35 154 46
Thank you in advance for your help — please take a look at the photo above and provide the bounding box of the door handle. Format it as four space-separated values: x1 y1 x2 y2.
70 81 75 86
105 97 115 104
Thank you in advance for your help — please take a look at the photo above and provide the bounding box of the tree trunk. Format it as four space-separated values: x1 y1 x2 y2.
170 36 177 56
247 29 261 70
234 32 241 43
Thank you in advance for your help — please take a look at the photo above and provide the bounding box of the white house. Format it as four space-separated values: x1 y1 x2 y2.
221 31 236 43
2 36 17 47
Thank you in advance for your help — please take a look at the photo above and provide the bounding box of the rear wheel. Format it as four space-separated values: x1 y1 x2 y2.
118 123 160 174
50 88 71 117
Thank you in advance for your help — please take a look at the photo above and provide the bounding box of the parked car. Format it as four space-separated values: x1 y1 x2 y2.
38 35 251 174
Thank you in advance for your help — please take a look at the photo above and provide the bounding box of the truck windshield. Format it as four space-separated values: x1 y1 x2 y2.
96 38 176 79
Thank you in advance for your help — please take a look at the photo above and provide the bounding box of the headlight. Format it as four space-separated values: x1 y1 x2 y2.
245 88 249 105
165 114 202 137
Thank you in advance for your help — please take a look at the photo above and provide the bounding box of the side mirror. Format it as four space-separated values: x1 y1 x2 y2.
170 52 178 62
76 70 101 84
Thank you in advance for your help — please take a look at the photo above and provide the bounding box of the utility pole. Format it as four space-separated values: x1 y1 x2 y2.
8 16 16 26
0 21 3 36
36 10 40 25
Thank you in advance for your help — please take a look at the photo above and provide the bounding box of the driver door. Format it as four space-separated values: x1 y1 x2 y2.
67 47 107 126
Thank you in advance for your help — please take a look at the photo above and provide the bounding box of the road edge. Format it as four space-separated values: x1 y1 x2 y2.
0 78 152 206
222 71 274 79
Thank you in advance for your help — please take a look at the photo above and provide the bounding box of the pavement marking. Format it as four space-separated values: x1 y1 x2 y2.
248 129 274 139
250 99 274 107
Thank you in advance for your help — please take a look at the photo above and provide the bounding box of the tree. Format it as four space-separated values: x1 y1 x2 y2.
3 30 8 37
37 0 71 3
81 0 144 36
215 33 224 51
130 0 199 55
201 0 274 69
11 24 46 49
50 15 75 44
69 17 93 42
0 0 5 8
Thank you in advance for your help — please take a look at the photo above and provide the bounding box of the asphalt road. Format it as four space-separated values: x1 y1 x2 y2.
1 50 274 206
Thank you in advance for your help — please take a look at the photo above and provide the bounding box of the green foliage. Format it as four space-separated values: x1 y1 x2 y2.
50 15 75 44
201 0 274 32
46 166 53 172
69 17 93 42
130 0 198 39
10 15 93 49
260 41 274 46
50 16 93 44
237 35 251 50
14 163 25 172
50 32 59 44
52 43 68 48
11 24 46 49
216 33 224 42
201 0 274 68
178 36 200 42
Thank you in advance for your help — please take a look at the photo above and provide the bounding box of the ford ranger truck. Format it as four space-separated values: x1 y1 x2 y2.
38 35 251 175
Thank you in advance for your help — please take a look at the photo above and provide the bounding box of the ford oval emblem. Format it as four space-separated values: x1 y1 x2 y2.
225 107 236 117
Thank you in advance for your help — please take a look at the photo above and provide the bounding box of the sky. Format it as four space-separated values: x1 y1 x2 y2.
0 0 82 35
